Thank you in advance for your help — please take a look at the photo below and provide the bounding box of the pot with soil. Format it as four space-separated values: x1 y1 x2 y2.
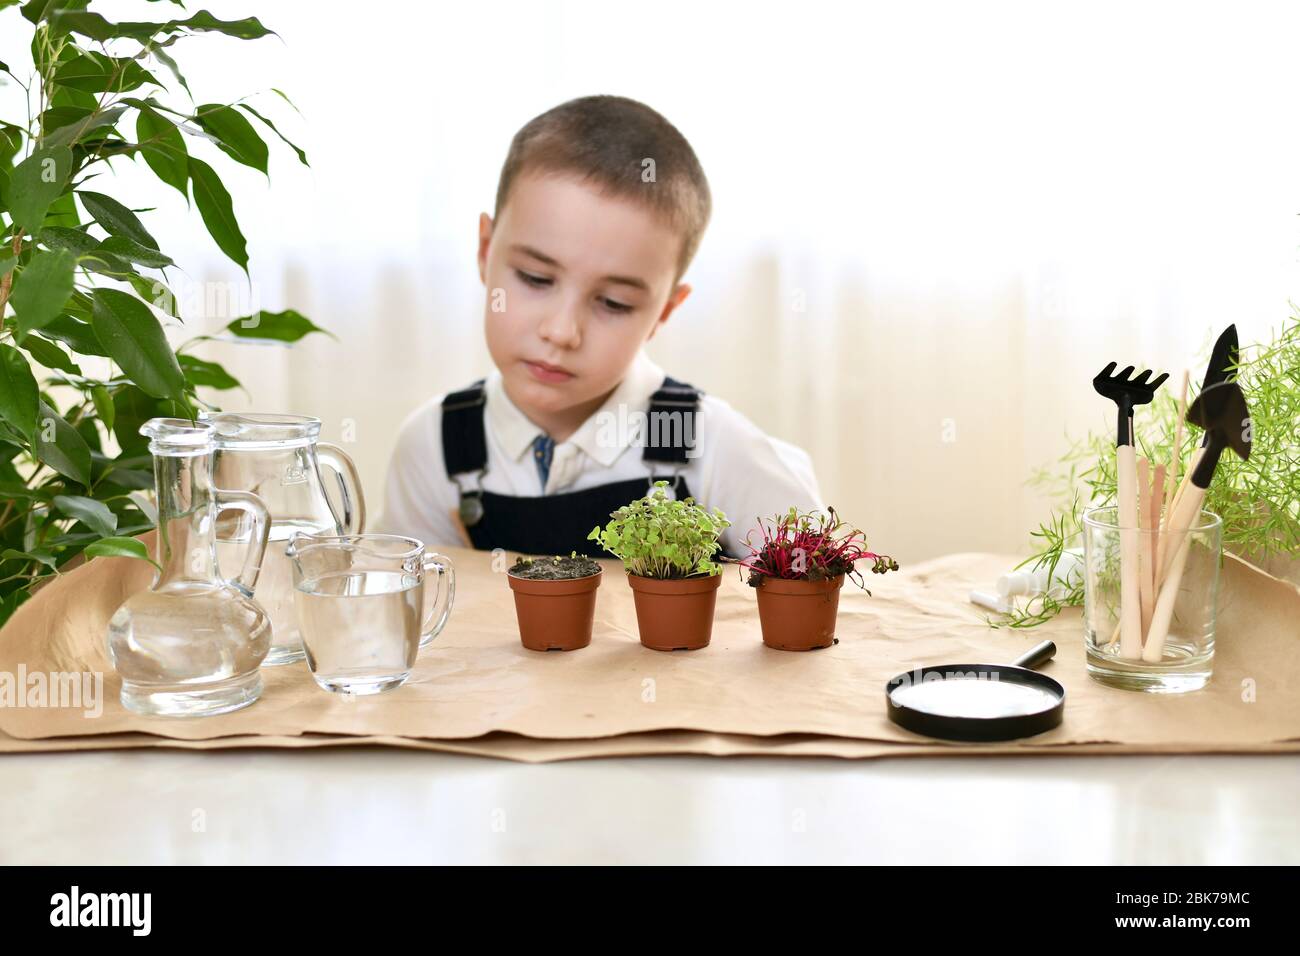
737 506 899 651
752 574 845 650
589 481 731 651
508 554 602 651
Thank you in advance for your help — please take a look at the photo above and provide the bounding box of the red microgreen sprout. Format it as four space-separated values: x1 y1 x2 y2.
733 506 898 592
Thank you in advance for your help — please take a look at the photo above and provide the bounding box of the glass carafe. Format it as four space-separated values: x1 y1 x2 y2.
107 419 273 717
207 413 366 665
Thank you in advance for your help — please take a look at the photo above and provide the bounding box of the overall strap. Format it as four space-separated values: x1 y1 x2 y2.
441 379 488 477
642 375 702 466
441 375 702 477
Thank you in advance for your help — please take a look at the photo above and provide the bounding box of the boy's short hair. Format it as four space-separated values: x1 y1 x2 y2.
494 95 711 281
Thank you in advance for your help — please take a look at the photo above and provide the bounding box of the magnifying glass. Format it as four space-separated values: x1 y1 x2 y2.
885 640 1064 741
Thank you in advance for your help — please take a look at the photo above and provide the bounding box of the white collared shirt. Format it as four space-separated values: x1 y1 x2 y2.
377 351 825 556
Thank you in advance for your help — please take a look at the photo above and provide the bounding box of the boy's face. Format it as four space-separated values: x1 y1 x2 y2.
478 172 691 424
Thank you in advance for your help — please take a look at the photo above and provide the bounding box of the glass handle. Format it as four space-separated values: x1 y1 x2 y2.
213 489 271 596
420 553 456 643
318 442 367 534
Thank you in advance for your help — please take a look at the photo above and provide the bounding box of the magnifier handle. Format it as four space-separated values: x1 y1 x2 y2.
1013 640 1056 671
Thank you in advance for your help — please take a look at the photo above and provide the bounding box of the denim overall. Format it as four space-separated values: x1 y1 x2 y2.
440 376 701 555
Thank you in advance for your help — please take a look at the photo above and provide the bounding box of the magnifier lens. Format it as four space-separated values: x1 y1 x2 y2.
890 678 1060 719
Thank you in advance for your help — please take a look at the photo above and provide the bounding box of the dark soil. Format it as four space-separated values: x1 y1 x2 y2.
509 554 602 580
747 560 853 588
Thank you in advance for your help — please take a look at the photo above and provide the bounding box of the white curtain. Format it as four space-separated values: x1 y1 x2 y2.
10 0 1299 562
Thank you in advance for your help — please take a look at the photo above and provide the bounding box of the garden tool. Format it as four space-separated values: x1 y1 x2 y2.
1144 375 1251 662
1162 325 1238 572
1093 363 1169 659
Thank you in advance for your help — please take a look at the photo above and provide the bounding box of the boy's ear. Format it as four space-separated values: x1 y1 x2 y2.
477 213 494 284
647 283 691 341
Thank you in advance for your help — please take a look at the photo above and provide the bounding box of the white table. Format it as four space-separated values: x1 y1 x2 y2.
2 750 1296 864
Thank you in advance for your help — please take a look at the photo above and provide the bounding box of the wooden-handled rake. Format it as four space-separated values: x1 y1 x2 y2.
1093 363 1169 660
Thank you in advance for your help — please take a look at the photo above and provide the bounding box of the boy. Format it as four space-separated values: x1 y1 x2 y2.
379 95 822 557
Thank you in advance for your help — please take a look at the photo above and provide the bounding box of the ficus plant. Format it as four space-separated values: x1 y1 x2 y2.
734 506 898 590
589 481 731 579
0 1 327 627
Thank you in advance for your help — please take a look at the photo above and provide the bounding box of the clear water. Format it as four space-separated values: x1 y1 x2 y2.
217 519 323 666
294 570 421 695
107 581 271 716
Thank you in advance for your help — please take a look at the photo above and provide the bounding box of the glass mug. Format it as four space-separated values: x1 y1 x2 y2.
285 533 455 695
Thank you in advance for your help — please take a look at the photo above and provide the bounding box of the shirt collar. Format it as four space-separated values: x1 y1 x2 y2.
485 351 667 468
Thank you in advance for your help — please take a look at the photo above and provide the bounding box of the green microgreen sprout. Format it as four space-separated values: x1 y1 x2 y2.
588 481 730 579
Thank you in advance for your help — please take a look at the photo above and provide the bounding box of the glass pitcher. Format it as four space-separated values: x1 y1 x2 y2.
285 533 456 694
107 419 273 717
206 413 366 665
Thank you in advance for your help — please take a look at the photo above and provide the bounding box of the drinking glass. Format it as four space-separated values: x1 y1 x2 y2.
1083 506 1222 693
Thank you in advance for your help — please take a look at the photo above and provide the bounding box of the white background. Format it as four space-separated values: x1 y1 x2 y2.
5 0 1299 562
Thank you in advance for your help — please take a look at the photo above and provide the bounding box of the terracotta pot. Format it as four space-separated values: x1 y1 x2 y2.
627 573 722 651
754 574 845 651
508 571 602 651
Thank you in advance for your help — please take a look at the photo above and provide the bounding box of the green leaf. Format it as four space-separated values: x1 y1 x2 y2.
150 45 190 97
225 309 331 343
0 124 23 167
125 273 181 320
8 145 72 232
32 400 92 487
136 106 189 198
39 225 97 255
41 191 80 229
53 493 118 537
110 385 166 455
99 236 173 268
194 103 268 174
20 0 70 26
78 190 160 249
96 467 152 492
75 414 102 455
17 334 80 375
54 51 158 94
0 343 39 440
40 226 134 275
238 103 308 166
178 353 241 390
49 84 97 111
166 11 276 40
188 157 247 271
1 549 57 570
36 313 108 356
270 88 302 115
47 9 118 42
85 535 157 568
90 289 187 402
89 384 114 431
39 105 92 135
42 104 128 148
9 248 77 339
